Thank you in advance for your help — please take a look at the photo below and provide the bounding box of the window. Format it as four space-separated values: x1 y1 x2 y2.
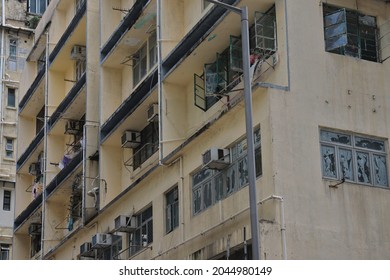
5 138 14 158
192 129 261 215
320 129 388 187
76 59 86 81
194 6 276 111
129 206 153 257
166 187 179 233
133 122 159 169
7 88 16 108
8 39 17 71
28 0 48 15
99 235 122 260
0 244 10 260
133 32 157 86
3 190 11 211
9 39 17 60
323 4 379 62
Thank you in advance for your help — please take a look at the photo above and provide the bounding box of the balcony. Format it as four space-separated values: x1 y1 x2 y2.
49 0 87 66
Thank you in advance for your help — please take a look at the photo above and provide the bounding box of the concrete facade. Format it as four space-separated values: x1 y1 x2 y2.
0 0 36 260
13 0 390 260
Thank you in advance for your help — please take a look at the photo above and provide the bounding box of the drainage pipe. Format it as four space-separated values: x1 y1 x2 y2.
260 195 287 260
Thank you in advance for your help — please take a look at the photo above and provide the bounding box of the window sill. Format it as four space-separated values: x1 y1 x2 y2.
5 106 17 111
3 157 15 162
323 178 389 190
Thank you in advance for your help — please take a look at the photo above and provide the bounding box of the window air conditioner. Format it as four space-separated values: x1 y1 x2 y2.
65 120 82 135
29 163 40 176
80 242 94 257
147 104 158 123
28 223 42 236
121 131 141 148
114 215 137 233
5 143 13 151
202 148 230 169
70 45 86 60
91 233 112 249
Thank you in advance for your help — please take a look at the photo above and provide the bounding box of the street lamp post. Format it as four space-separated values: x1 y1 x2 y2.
205 0 261 260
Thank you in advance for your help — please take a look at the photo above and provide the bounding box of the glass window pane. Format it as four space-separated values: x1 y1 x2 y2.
193 169 213 186
203 181 212 208
226 165 236 194
339 149 354 181
193 188 201 214
324 10 346 27
373 155 388 187
7 89 15 107
355 136 385 151
214 174 224 202
238 156 249 187
320 130 351 145
356 152 371 184
255 147 262 177
321 145 337 178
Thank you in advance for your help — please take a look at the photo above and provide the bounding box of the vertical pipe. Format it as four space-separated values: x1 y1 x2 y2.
0 0 6 167
240 6 260 260
40 31 49 259
279 197 287 260
157 0 163 163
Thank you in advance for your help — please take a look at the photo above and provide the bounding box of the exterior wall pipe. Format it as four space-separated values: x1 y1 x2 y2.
40 31 50 259
157 0 164 163
260 195 287 260
0 0 5 168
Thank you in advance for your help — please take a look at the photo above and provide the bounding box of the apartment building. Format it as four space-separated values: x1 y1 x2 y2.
0 0 38 260
13 0 390 260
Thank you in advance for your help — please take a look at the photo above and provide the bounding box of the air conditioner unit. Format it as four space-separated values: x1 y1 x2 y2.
65 120 83 135
121 131 141 148
114 215 137 232
28 223 42 236
70 45 86 60
80 242 94 257
29 163 40 176
91 233 112 249
202 148 230 169
147 104 158 123
5 143 13 151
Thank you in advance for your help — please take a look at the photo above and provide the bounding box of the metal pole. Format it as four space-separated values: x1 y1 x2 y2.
240 6 260 260
204 0 260 260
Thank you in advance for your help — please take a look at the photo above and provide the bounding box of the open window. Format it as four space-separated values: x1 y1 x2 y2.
254 9 277 56
323 4 381 63
379 20 390 62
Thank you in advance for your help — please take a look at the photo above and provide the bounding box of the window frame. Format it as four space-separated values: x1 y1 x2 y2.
3 190 11 211
28 0 48 15
129 206 153 257
191 128 262 215
320 129 388 188
5 138 14 159
0 244 10 260
133 32 157 87
165 186 179 234
7 88 16 108
322 4 380 63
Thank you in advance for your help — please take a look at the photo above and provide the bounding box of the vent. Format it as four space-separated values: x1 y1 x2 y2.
202 148 230 169
70 45 86 60
114 215 137 232
121 131 141 148
147 104 158 123
28 223 42 236
91 233 112 249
